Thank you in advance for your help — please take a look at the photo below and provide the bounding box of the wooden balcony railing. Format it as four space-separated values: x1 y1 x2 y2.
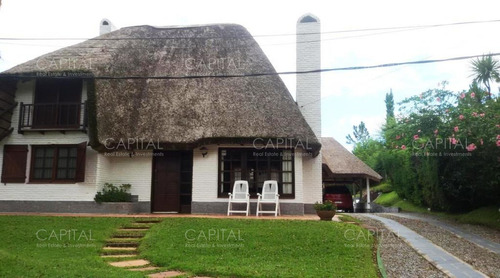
18 102 87 133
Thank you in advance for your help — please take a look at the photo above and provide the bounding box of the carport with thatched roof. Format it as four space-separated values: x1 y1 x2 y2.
321 137 382 210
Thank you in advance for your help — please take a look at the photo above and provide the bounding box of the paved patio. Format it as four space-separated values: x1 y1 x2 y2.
0 212 340 221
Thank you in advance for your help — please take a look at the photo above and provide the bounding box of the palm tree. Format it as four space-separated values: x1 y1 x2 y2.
470 55 500 98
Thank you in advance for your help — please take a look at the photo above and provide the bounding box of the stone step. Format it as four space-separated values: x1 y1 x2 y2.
112 234 144 238
148 270 186 278
119 228 149 231
108 237 142 242
109 259 150 268
105 242 139 248
100 254 138 258
100 250 138 256
102 246 137 251
125 226 152 230
129 266 160 272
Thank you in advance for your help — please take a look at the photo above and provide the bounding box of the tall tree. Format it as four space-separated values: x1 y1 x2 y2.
470 55 500 97
346 121 370 145
385 89 394 122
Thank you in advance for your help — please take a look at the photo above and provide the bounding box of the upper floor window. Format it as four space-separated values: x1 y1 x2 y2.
32 79 82 128
18 79 87 133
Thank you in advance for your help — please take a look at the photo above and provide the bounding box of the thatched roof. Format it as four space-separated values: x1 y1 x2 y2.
0 24 320 153
322 137 382 182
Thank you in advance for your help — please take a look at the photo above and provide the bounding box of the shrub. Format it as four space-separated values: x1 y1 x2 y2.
94 183 132 203
314 200 337 211
384 84 500 212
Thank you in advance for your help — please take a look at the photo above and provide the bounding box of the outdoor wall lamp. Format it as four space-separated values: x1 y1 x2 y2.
200 147 208 157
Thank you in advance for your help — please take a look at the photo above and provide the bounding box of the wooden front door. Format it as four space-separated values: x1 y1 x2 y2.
152 151 192 213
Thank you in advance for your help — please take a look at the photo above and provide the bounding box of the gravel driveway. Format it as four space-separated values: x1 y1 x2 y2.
382 214 500 278
352 215 446 278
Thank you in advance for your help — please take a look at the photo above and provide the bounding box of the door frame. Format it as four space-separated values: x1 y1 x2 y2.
151 150 193 213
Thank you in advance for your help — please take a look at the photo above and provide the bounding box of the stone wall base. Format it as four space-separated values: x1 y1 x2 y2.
0 200 151 214
192 201 306 215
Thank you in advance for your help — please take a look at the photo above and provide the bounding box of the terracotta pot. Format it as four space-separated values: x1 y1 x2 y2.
316 210 336 221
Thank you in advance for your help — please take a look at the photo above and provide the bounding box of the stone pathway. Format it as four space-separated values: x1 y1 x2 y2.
364 214 488 278
101 219 192 277
387 213 500 255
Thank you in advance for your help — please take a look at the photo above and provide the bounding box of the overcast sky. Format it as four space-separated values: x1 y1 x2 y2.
1 0 500 150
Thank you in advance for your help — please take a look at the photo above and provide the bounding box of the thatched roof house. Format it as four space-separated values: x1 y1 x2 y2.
0 16 326 215
0 24 320 153
322 137 382 183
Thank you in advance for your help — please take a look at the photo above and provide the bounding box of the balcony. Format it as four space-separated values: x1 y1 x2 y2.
18 102 87 134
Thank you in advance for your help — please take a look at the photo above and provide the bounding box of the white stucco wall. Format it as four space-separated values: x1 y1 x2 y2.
0 79 154 202
99 151 153 202
301 151 323 204
0 80 99 201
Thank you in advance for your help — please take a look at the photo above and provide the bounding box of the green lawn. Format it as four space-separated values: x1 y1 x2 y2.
0 215 142 278
337 213 362 223
374 191 500 230
373 191 400 207
141 218 378 277
370 182 393 193
455 206 500 230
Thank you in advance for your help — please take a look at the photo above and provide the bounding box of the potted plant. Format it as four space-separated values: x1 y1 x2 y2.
314 200 337 221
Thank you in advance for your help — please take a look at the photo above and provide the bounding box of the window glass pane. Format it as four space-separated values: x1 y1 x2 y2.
283 172 292 183
68 158 77 168
69 147 77 157
45 148 54 157
57 169 67 179
68 169 76 179
35 158 44 168
58 158 68 168
283 184 292 194
35 148 45 158
34 169 43 179
43 169 52 179
234 169 242 181
283 161 292 171
58 148 68 157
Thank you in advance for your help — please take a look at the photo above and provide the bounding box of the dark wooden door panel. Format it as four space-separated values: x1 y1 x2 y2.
152 151 189 212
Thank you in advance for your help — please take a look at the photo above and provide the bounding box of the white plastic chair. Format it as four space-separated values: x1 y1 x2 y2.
256 180 280 216
227 180 250 216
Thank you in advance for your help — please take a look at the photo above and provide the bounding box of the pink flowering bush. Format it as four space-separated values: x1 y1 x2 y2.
383 82 500 211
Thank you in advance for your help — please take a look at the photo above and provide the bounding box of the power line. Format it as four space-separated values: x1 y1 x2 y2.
0 18 499 41
0 27 423 49
3 52 498 80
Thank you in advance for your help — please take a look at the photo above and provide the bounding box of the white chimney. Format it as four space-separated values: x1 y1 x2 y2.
100 18 116 35
296 13 321 138
296 14 322 212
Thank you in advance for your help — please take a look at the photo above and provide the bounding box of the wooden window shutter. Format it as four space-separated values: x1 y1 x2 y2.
1 145 28 183
75 142 87 182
